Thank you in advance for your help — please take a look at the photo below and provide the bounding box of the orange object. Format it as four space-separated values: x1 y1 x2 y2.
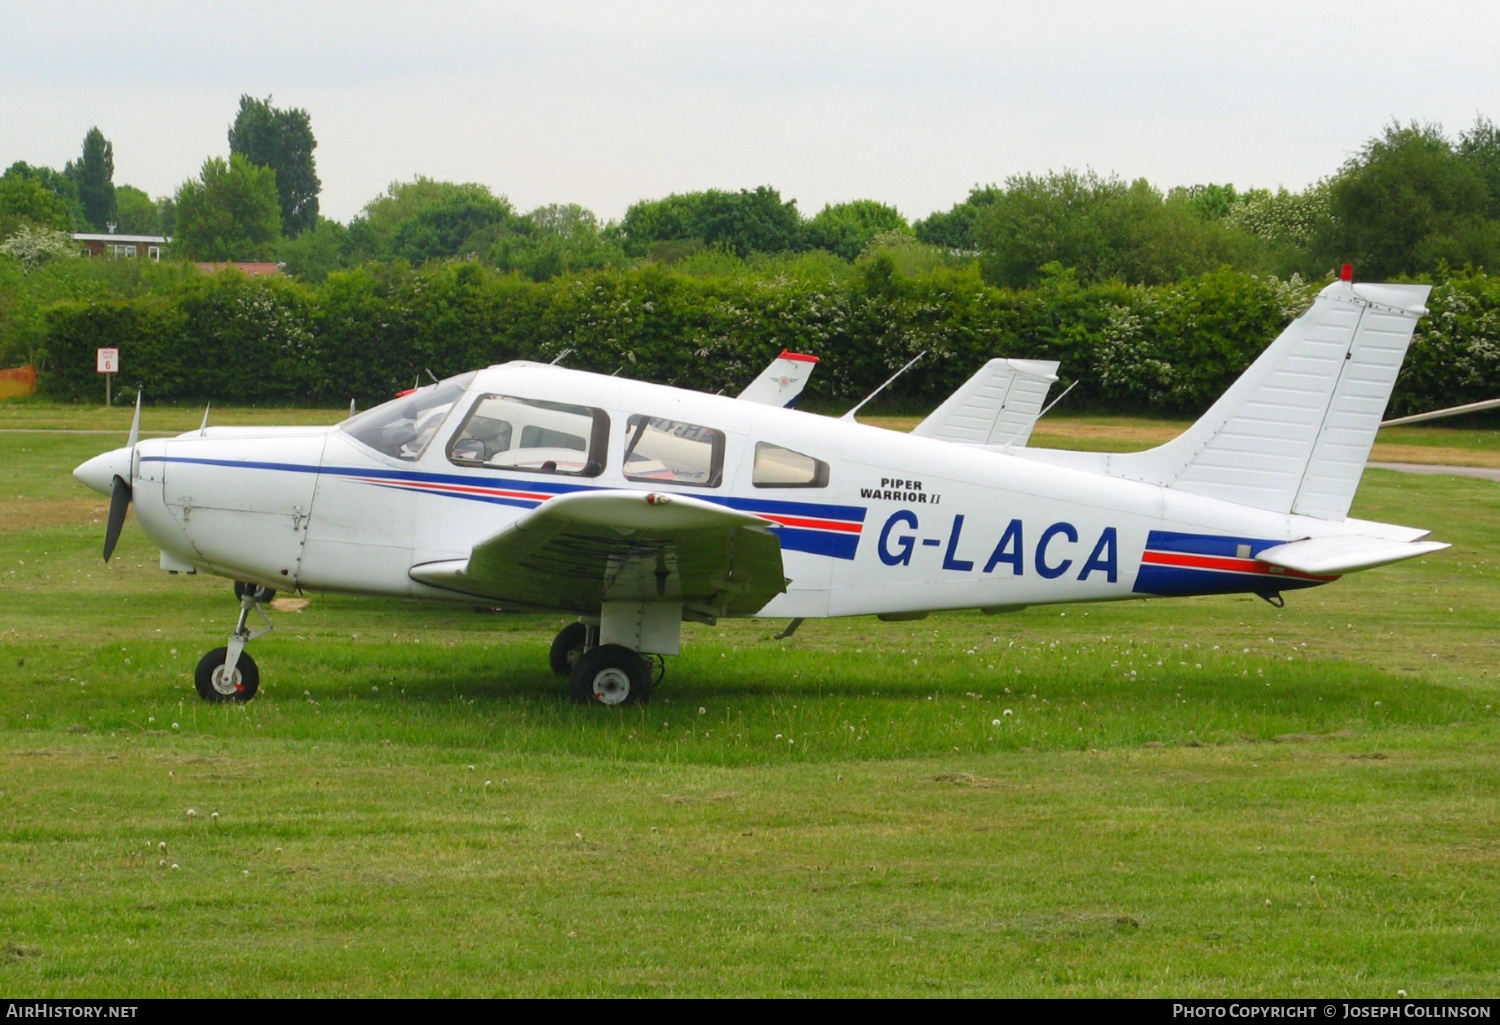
0 365 37 400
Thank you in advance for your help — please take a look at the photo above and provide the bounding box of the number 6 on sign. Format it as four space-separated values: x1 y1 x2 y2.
97 347 119 405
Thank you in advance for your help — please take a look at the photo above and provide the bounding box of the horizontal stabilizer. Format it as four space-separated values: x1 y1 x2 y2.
1255 535 1450 576
912 358 1059 448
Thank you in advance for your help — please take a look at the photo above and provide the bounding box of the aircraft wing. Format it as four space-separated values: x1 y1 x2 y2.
408 490 787 617
911 358 1060 448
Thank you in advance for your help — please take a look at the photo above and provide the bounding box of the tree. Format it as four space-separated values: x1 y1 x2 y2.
3 162 84 227
490 203 626 280
805 200 907 261
113 185 161 235
619 187 805 258
174 154 283 261
0 224 78 272
388 190 522 265
1325 121 1491 278
1457 114 1500 219
64 127 116 231
277 216 349 282
228 95 321 236
1169 183 1241 220
913 185 1002 251
347 178 507 262
0 175 74 237
973 170 1262 288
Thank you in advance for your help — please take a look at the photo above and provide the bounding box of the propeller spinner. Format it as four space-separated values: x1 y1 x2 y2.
74 391 142 562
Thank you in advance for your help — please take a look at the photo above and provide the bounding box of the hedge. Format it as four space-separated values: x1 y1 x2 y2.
38 260 1500 418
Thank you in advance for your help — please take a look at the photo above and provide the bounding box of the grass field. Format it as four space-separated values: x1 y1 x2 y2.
1 408 1498 996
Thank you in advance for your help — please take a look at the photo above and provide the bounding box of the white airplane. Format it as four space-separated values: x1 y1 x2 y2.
74 273 1449 707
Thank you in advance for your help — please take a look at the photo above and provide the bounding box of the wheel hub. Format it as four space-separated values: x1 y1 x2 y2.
591 668 632 705
211 665 242 696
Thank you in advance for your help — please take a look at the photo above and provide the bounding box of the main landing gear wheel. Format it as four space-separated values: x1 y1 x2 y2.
195 647 260 703
549 622 590 677
569 644 652 706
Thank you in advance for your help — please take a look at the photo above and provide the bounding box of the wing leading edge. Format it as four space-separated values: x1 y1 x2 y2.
408 490 787 618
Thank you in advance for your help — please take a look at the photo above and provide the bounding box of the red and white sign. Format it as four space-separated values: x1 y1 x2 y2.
97 348 119 374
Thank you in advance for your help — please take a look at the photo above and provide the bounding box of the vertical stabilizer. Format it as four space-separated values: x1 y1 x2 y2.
738 351 819 408
1108 280 1430 520
911 358 1060 448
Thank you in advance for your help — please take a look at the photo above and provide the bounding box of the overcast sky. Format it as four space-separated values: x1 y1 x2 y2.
3 1 1498 224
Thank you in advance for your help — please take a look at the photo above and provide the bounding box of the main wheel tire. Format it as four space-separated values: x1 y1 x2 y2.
569 644 651 706
233 581 276 603
549 622 590 677
194 647 260 703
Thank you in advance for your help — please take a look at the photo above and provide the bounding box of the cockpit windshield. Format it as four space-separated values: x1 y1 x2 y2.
340 372 478 461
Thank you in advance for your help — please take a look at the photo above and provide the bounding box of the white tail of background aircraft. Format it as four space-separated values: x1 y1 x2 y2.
911 358 1060 448
736 350 819 407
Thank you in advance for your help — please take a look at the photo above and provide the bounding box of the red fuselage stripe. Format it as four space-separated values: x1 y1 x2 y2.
350 477 550 503
1141 549 1334 581
760 513 863 533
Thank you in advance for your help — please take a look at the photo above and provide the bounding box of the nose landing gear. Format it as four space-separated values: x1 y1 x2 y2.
194 583 275 703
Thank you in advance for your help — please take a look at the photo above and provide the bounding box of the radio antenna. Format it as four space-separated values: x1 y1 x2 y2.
841 351 926 422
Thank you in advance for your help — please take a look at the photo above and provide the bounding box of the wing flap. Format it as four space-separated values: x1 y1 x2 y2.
1255 535 1450 576
409 490 786 614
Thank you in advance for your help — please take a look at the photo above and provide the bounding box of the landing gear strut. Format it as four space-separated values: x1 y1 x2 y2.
194 583 274 703
549 622 592 677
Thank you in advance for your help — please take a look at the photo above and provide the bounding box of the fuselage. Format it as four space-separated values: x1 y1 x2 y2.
79 361 1412 618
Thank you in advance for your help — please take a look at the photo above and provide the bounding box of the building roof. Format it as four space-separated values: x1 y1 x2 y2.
72 233 170 244
193 262 284 277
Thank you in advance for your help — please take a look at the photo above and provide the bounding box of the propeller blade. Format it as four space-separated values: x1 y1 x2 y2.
103 474 132 562
126 390 142 451
199 402 211 436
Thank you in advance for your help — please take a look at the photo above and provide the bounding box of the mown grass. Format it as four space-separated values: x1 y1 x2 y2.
0 421 1497 995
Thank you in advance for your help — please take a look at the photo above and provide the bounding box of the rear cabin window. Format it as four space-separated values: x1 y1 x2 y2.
447 395 608 477
623 415 724 487
752 442 829 488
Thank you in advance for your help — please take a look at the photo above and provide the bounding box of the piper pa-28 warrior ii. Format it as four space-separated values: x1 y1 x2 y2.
74 273 1449 706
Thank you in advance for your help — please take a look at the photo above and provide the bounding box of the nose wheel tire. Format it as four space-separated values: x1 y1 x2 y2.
569 644 651 706
549 622 590 677
194 647 260 703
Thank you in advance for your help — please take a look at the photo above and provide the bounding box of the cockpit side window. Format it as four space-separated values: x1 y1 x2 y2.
622 415 724 488
447 395 608 477
752 442 829 488
340 372 477 461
